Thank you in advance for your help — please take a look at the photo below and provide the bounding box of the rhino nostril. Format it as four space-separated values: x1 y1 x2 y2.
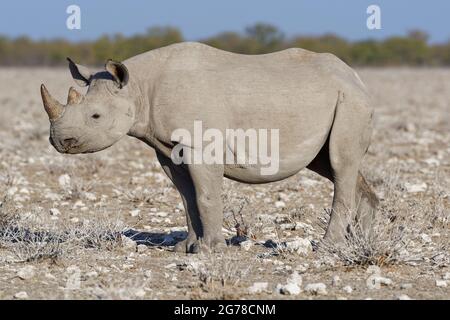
61 138 78 149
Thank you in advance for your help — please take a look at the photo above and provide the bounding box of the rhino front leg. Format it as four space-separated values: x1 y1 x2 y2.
156 152 225 253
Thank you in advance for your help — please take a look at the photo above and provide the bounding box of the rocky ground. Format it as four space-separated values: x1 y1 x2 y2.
0 67 448 300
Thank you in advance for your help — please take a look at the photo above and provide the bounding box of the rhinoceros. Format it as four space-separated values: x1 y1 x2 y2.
41 42 378 253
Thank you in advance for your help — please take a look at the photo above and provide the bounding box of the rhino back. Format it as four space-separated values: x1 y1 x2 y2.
125 43 369 181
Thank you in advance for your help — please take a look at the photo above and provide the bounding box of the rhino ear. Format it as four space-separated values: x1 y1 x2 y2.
105 59 129 89
67 57 92 87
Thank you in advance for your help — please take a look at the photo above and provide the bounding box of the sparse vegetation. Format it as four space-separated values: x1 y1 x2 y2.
1 24 450 66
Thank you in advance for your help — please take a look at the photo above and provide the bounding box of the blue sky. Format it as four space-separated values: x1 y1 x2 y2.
1 1 448 43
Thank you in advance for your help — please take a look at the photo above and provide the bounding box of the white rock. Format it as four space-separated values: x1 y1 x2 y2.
130 209 140 217
248 282 269 294
83 192 97 201
295 263 309 273
424 158 440 166
400 283 413 290
156 211 168 217
300 177 318 187
304 283 327 295
45 192 61 201
366 275 393 289
72 200 85 208
14 291 28 299
49 208 61 216
17 266 36 280
435 280 447 288
287 271 303 287
332 275 341 287
144 270 152 279
165 263 177 269
45 273 56 280
137 244 148 253
404 182 427 193
443 273 450 280
134 288 146 298
397 294 411 300
275 201 286 208
277 283 301 295
342 286 353 294
58 174 71 189
121 235 137 251
7 186 18 196
240 240 253 251
366 265 381 275
284 237 312 256
420 233 432 244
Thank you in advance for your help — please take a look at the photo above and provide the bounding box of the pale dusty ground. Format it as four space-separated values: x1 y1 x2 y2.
0 67 448 300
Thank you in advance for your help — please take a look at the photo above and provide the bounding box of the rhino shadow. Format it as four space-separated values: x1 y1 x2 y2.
122 229 188 247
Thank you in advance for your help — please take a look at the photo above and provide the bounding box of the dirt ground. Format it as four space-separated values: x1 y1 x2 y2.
0 67 448 300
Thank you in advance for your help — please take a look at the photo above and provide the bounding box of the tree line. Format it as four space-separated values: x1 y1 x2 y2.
0 24 449 66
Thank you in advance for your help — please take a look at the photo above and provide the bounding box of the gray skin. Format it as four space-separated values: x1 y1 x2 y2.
41 42 378 253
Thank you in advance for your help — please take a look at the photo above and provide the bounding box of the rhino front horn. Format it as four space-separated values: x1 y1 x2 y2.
67 86 83 105
40 84 64 120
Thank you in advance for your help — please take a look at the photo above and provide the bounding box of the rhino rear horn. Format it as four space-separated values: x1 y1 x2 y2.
67 86 84 105
40 84 64 120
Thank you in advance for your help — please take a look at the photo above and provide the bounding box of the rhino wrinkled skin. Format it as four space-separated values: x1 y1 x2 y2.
41 42 378 253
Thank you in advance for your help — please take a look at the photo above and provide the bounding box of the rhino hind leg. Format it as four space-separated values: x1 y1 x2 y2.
307 91 376 243
157 152 226 253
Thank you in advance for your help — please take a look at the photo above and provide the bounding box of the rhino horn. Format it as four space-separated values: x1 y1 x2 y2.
67 86 84 105
41 84 64 120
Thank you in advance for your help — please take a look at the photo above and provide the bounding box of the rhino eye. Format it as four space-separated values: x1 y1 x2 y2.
92 113 101 119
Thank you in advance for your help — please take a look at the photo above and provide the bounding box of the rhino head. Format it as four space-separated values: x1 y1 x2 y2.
41 58 135 154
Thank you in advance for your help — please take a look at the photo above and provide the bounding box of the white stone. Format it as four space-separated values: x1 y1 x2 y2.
400 283 413 290
404 182 427 193
14 291 28 299
397 294 411 300
134 288 146 298
121 235 137 251
366 275 393 289
277 283 301 295
435 280 447 288
248 282 269 294
137 244 148 253
332 275 341 287
17 266 36 280
130 209 140 217
284 237 312 256
443 273 450 280
49 208 61 216
295 263 309 273
156 211 168 217
165 263 177 269
58 174 71 189
304 283 327 295
366 265 381 275
7 186 18 196
420 233 432 244
342 286 353 294
144 270 152 279
83 192 97 201
240 240 253 251
287 271 303 287
275 201 286 208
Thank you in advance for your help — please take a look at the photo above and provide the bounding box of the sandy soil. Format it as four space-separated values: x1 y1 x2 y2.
0 67 448 300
